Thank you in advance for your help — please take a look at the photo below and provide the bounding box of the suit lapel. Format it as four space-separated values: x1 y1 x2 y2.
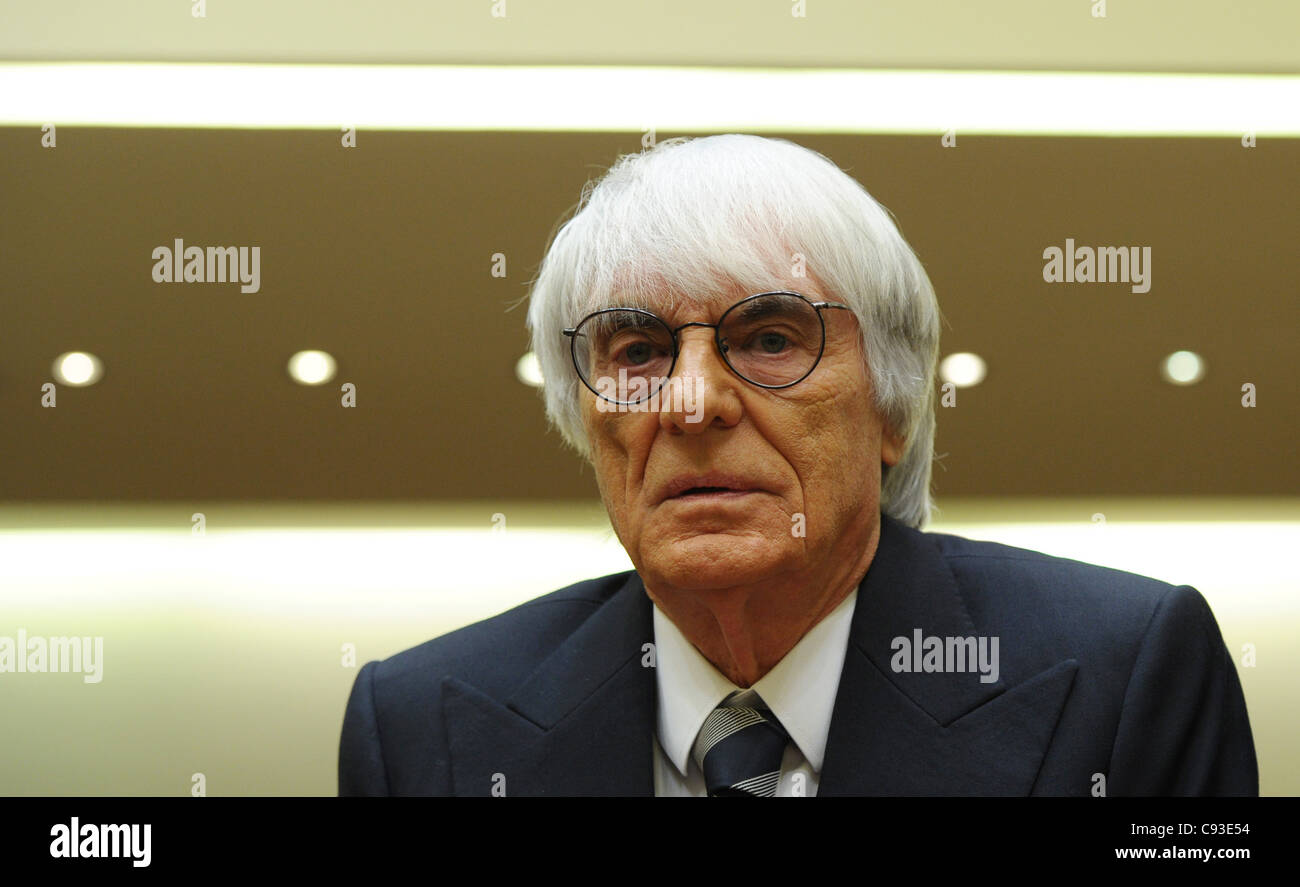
818 516 1079 795
441 573 657 796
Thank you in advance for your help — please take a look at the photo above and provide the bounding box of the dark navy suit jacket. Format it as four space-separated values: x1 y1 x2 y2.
338 514 1258 796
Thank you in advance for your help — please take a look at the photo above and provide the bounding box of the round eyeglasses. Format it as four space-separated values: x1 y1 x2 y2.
563 290 851 405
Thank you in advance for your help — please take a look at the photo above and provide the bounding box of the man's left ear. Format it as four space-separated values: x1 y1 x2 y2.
881 429 905 468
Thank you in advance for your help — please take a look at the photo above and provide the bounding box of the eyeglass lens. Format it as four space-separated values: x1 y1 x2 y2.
570 293 825 402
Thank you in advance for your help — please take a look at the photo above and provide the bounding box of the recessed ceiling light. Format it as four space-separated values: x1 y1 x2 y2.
288 350 337 386
938 352 987 388
515 352 544 388
1162 350 1205 385
52 351 103 387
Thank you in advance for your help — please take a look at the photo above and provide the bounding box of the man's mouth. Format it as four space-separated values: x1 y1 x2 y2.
658 474 762 503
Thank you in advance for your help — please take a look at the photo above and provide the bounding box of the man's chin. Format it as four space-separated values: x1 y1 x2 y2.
639 531 796 591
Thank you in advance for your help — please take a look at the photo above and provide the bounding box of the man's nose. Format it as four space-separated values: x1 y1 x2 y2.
658 327 742 434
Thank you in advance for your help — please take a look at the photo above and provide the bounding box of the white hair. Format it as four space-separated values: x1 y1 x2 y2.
525 134 941 529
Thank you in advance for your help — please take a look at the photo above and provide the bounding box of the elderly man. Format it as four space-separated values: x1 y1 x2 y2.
339 134 1256 796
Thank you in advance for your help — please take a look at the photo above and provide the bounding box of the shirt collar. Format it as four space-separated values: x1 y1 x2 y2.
653 587 858 777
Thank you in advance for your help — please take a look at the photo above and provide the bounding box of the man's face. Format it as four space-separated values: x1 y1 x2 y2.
581 279 902 593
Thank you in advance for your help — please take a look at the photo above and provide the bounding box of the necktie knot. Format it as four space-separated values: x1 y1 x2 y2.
692 703 790 797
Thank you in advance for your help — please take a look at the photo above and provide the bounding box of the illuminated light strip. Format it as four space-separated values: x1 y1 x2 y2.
0 63 1296 135
0 522 1294 613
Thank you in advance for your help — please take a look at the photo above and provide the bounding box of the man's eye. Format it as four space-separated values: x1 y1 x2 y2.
754 332 789 354
619 340 656 365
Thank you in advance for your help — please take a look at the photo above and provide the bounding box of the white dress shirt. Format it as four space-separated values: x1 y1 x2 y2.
651 589 859 797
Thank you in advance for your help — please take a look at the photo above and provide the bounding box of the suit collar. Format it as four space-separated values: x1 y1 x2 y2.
849 513 1006 724
504 571 654 729
441 572 657 796
819 514 1078 795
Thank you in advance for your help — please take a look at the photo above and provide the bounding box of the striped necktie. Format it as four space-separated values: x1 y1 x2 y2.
692 702 790 797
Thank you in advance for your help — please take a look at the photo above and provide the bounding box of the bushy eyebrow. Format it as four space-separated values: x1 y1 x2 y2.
603 312 661 331
732 297 791 322
582 290 810 326
581 311 668 341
